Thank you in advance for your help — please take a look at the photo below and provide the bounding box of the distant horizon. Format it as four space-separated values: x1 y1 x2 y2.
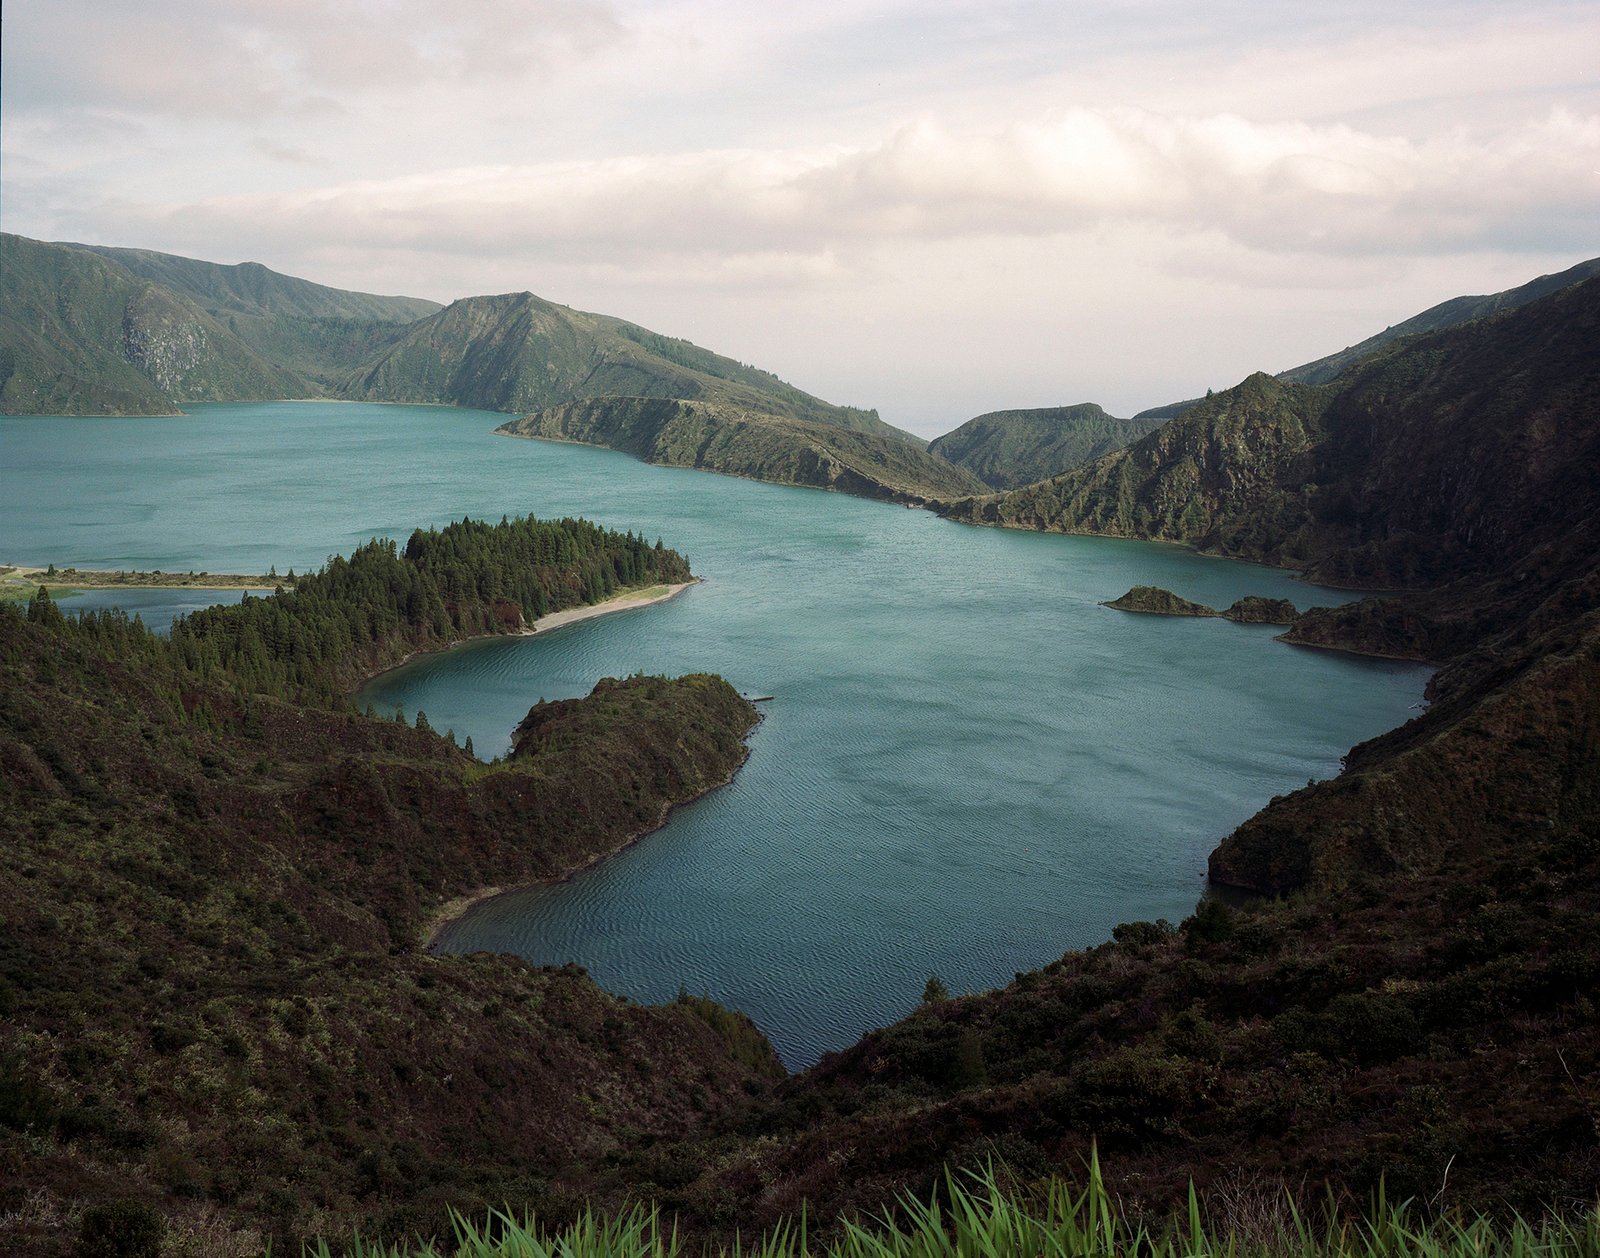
6 0 1598 434
22 229 1596 439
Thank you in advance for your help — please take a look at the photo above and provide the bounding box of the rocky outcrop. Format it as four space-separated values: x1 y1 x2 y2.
1103 585 1219 616
1222 596 1298 624
498 397 988 504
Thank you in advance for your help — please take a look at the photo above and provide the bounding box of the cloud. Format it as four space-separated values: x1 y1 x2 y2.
91 106 1598 286
5 0 626 119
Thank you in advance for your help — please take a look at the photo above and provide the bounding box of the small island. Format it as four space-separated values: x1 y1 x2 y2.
1104 585 1300 625
1103 584 1219 616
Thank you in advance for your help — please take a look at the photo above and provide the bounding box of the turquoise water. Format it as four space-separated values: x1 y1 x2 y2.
1 402 1430 1068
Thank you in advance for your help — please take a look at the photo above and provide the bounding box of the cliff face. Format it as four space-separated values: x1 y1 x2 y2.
81 244 442 388
941 373 1330 563
499 397 989 503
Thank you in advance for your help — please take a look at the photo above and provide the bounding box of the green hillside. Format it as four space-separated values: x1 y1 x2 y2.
7 257 1600 1252
651 283 1600 1226
78 243 442 388
498 396 989 503
0 235 307 414
346 291 913 440
928 403 1164 489
4 236 903 443
940 372 1328 558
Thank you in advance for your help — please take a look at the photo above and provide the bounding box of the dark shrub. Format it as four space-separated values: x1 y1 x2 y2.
1113 920 1175 948
76 1200 164 1258
1321 990 1420 1064
1184 898 1235 948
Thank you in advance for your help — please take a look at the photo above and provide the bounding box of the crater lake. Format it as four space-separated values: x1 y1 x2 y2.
1 402 1431 1067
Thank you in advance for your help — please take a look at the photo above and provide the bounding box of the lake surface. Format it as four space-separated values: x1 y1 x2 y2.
1 402 1431 1068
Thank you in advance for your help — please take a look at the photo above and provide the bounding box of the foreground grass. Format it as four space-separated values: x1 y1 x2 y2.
318 1164 1600 1258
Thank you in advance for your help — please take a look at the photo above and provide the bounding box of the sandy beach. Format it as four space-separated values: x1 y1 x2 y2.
527 579 696 634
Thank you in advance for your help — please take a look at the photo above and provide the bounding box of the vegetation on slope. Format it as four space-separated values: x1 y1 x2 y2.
498 397 989 504
1103 587 1298 623
940 372 1329 560
0 529 767 1255
1278 255 1600 387
345 291 912 442
78 244 442 389
327 1164 1600 1258
3 236 900 443
928 404 1164 489
1103 586 1220 617
0 235 307 415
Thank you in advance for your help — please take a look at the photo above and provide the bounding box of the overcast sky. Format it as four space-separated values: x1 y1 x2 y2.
5 1 1598 434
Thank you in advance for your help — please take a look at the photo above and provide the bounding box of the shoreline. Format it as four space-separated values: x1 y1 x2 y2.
354 579 699 693
495 427 944 507
1 563 286 597
422 706 758 951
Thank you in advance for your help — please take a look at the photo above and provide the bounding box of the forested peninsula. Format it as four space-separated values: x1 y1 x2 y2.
0 518 774 1254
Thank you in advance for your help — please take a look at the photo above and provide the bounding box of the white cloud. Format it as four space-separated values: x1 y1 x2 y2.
87 107 1598 275
5 0 626 118
4 0 1598 428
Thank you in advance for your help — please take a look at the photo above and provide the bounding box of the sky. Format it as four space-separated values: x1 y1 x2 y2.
5 0 1598 435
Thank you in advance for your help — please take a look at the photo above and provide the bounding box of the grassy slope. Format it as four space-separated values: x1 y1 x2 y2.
1279 255 1600 386
8 236 913 456
928 404 1164 489
79 243 443 388
0 235 307 415
498 397 989 503
345 291 917 442
0 603 771 1255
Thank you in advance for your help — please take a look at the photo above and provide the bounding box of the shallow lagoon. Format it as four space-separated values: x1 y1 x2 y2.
2 402 1430 1067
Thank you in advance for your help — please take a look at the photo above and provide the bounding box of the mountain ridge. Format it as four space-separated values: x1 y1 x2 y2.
1 235 916 450
1134 254 1600 420
941 274 1600 607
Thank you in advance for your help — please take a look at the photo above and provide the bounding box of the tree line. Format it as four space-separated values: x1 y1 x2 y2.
27 514 691 704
